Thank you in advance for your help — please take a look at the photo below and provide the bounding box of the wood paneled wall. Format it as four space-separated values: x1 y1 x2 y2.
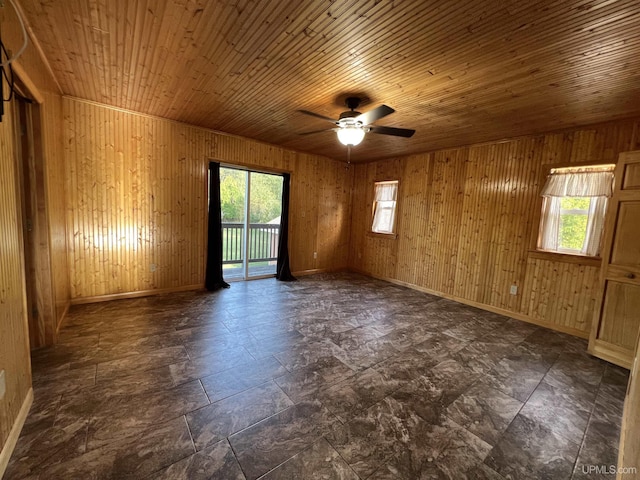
0 3 67 470
42 92 70 326
0 90 31 466
349 119 640 336
63 98 352 300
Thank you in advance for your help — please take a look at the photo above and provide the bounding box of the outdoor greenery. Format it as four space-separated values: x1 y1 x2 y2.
220 168 283 223
558 197 590 251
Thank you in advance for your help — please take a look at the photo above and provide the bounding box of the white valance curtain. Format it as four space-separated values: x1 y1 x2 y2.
541 169 614 198
538 166 614 257
374 182 398 202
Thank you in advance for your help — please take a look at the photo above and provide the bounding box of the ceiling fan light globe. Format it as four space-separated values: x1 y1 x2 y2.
337 126 365 146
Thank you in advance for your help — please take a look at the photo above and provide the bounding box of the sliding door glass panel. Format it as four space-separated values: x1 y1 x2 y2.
220 168 247 280
248 172 283 278
219 167 283 280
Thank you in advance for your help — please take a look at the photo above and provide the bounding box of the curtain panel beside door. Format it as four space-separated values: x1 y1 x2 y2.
205 162 230 290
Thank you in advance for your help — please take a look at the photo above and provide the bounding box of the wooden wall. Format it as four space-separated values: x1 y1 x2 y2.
0 87 32 470
42 92 70 326
63 98 352 300
349 119 640 337
0 2 67 471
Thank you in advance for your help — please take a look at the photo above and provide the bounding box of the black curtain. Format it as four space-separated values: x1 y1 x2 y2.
276 173 296 281
205 162 230 290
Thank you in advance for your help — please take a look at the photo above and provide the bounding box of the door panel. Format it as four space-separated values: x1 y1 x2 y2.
589 150 640 368
598 281 640 350
611 202 640 266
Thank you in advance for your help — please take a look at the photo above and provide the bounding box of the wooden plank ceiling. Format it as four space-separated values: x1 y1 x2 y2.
18 0 640 162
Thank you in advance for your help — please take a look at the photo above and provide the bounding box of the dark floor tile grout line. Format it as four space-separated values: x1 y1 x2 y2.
183 414 198 453
569 374 606 479
227 432 250 480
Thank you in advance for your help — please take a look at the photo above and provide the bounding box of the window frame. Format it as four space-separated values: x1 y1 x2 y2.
528 161 614 267
370 180 399 237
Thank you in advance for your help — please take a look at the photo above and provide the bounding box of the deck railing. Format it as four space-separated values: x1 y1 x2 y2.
221 223 279 264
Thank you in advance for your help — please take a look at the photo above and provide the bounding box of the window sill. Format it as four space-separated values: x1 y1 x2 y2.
527 250 602 267
368 231 398 239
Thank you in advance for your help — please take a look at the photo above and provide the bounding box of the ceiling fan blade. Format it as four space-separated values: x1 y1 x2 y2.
298 128 336 135
369 125 416 138
355 105 395 125
297 110 337 123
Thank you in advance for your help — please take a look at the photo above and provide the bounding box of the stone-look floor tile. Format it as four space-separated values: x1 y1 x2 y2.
446 383 523 445
187 381 293 450
412 332 468 363
229 400 338 480
93 363 176 395
543 353 605 394
20 393 62 437
273 339 344 371
373 348 440 383
182 336 252 360
443 319 495 343
519 380 592 445
84 379 210 450
587 396 625 449
151 439 246 480
572 424 619 480
482 356 546 402
169 347 255 385
326 394 433 479
325 326 385 350
274 356 354 403
318 368 403 423
241 330 307 359
174 322 233 344
381 417 493 480
419 358 481 407
4 419 88 479
331 336 399 370
485 414 580 480
96 345 189 381
201 356 288 402
38 417 194 480
15 273 628 479
69 331 186 369
377 325 432 351
32 364 97 397
259 438 359 480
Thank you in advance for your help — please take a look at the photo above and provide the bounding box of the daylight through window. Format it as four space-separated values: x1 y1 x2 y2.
372 181 398 234
537 165 614 256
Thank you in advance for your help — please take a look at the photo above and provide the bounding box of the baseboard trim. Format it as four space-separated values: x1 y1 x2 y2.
0 388 33 478
70 284 204 305
349 268 590 340
292 267 348 277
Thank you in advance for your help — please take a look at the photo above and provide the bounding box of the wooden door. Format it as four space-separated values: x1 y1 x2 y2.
589 150 640 368
13 96 57 349
617 328 640 479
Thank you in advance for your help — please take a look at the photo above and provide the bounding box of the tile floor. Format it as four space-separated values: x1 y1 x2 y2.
5 273 628 479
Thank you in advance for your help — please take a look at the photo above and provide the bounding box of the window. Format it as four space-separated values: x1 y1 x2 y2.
372 181 398 234
537 165 614 257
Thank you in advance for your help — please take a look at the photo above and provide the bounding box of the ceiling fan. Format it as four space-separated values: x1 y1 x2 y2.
298 97 415 147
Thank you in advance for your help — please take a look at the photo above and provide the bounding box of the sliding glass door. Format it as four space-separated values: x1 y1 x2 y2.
219 167 283 280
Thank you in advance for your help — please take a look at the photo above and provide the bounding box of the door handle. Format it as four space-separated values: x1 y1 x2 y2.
626 273 636 279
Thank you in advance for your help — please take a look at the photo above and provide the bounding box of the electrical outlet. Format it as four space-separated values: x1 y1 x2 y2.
509 285 518 295
0 370 6 400
313 252 317 259
150 263 157 272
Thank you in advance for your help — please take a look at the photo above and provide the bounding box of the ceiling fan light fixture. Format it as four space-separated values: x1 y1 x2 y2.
337 126 365 146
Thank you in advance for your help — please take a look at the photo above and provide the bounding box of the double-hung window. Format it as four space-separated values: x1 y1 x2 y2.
371 181 398 234
537 165 614 257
